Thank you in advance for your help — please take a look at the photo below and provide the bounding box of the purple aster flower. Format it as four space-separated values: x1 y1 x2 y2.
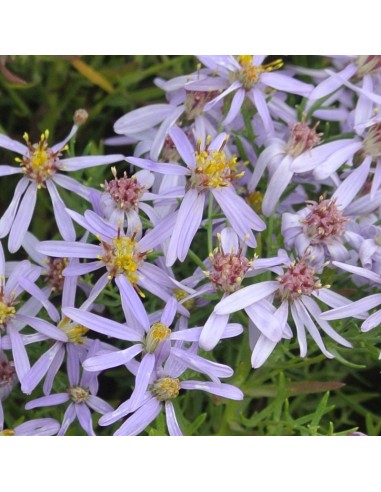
214 253 353 359
98 343 243 436
0 418 60 436
0 112 124 252
196 55 313 131
37 209 181 324
282 161 372 270
320 260 381 332
127 126 266 265
0 245 60 382
25 345 113 436
199 228 287 351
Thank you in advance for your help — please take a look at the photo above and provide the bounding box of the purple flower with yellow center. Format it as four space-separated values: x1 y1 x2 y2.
194 55 313 130
0 418 60 436
0 243 61 382
25 348 113 436
127 126 266 266
37 209 178 325
0 111 124 252
99 345 243 436
214 254 353 359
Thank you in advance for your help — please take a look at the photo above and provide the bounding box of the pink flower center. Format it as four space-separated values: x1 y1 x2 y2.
185 90 220 119
301 197 349 244
286 121 322 157
104 171 145 212
43 257 68 293
277 257 321 300
0 358 15 387
208 250 251 294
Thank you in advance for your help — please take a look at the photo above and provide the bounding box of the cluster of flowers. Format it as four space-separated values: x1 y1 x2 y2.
1 55 381 436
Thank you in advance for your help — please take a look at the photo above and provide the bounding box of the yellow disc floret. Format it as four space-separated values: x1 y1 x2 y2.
190 136 244 190
145 322 171 353
58 316 89 344
151 377 180 401
101 233 146 283
237 56 284 90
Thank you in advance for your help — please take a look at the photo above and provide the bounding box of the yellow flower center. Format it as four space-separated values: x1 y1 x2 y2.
0 300 15 328
101 235 145 283
152 377 180 401
58 316 89 344
145 322 171 353
67 386 90 403
173 288 196 310
237 56 284 90
0 429 15 436
17 130 64 188
190 136 244 190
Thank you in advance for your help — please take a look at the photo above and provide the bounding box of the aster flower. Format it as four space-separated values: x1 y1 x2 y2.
195 55 313 131
0 418 60 436
98 344 243 436
282 160 372 270
199 228 287 351
0 112 124 252
214 253 353 359
127 126 266 265
0 244 62 382
25 347 113 436
37 209 182 325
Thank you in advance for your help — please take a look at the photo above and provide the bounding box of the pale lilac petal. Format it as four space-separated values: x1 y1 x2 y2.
115 275 150 330
15 314 67 342
46 181 76 241
262 155 294 216
320 294 381 320
138 212 177 251
8 182 37 253
165 401 182 436
43 345 65 395
332 260 381 283
214 281 279 314
87 395 113 414
149 105 186 161
126 156 190 176
245 301 282 342
63 260 104 276
161 297 178 326
0 165 23 176
0 242 4 277
166 189 205 266
171 347 233 380
249 140 285 191
185 76 229 91
180 381 243 400
332 155 372 208
168 126 195 167
63 307 143 342
67 343 80 387
313 141 362 180
261 72 313 96
9 324 30 382
249 87 274 135
61 154 124 171
25 392 69 410
362 310 381 332
84 210 117 240
15 418 60 436
76 403 95 436
114 104 174 134
51 124 79 153
370 160 381 200
0 134 28 154
197 55 240 74
0 177 29 237
80 272 109 310
220 227 239 253
17 278 60 322
204 80 242 111
83 344 143 372
309 63 357 100
128 353 156 412
199 311 229 351
222 87 245 125
325 68 381 105
251 335 278 368
36 241 102 259
58 404 76 436
52 174 93 200
21 342 63 395
114 398 162 436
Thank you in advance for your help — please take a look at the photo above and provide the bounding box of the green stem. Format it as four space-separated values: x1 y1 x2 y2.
188 249 206 270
